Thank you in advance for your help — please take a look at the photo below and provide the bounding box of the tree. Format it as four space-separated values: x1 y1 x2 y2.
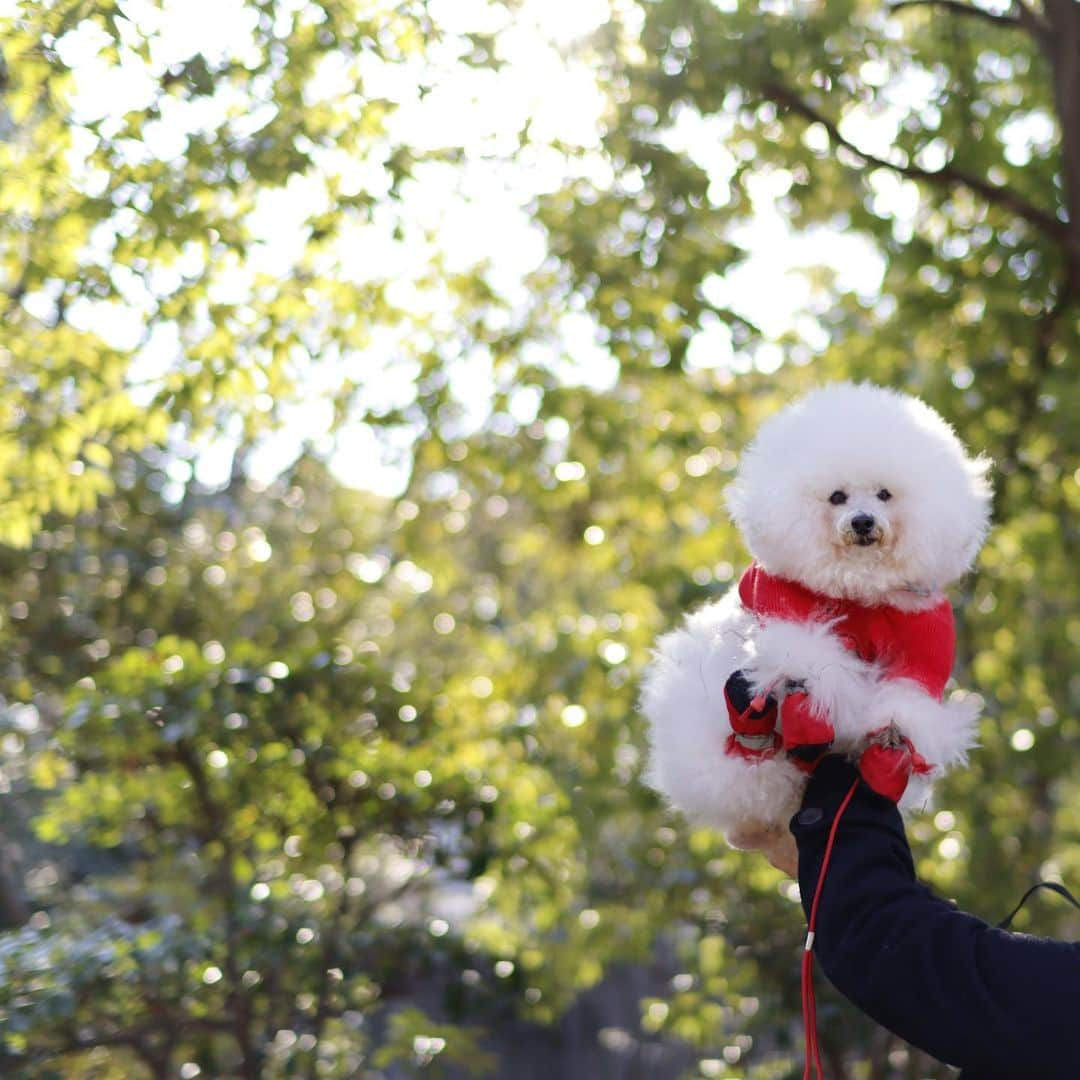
0 458 516 1077
0 0 492 545
527 0 1080 1069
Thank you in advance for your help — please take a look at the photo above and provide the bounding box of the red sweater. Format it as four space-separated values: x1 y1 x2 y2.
737 564 955 700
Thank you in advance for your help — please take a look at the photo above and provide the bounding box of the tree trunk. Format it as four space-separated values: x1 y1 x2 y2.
1044 0 1080 287
0 838 27 929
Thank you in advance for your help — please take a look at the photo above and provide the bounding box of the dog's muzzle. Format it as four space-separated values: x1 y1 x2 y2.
844 513 885 547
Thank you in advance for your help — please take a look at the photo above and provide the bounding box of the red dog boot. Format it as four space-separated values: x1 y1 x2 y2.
779 686 834 771
858 728 932 802
724 670 780 760
858 741 912 802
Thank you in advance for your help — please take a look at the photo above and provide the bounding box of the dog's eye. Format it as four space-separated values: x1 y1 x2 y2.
877 489 892 502
828 490 847 505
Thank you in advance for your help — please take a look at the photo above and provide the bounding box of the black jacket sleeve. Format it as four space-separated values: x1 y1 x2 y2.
791 756 1080 1079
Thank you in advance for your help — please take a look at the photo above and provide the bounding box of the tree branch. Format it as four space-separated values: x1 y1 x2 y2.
761 81 1069 248
57 1016 235 1056
307 833 358 1080
889 2 1055 63
888 0 1023 31
171 738 261 1080
1044 0 1080 274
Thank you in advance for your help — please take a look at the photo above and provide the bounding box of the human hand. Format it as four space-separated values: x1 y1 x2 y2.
728 823 798 878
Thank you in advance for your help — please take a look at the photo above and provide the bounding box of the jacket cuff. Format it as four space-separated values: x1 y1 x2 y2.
789 755 913 916
790 755 863 834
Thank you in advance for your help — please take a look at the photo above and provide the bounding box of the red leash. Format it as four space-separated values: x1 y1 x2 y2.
729 687 861 1076
801 777 861 1080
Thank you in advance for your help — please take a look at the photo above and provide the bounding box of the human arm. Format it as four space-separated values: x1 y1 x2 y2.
792 757 1080 1077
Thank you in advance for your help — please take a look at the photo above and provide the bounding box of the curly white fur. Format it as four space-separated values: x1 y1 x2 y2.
742 617 878 742
640 382 991 839
641 590 807 832
725 383 991 608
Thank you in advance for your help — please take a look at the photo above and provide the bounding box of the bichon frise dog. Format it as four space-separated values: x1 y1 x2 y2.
640 382 992 841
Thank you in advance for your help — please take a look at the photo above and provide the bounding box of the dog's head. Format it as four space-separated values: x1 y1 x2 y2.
724 383 992 605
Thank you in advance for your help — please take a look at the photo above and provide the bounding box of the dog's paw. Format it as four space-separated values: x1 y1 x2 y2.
862 681 979 773
744 618 876 726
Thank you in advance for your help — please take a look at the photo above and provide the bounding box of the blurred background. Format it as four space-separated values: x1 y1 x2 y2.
0 0 1078 1076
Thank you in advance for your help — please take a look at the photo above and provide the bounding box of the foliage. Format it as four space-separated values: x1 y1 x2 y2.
0 0 1078 1078
373 1008 496 1076
0 0 496 544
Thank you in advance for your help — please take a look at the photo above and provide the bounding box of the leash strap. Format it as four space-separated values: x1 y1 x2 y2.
801 777 861 1080
997 880 1080 931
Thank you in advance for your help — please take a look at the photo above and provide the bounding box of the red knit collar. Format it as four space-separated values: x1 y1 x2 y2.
738 563 848 621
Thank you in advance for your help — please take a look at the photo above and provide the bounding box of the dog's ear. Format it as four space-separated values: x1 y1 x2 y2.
967 453 993 494
724 472 761 549
959 454 993 568
723 476 747 527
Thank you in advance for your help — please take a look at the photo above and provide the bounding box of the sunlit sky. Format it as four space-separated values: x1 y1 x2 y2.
30 0 903 496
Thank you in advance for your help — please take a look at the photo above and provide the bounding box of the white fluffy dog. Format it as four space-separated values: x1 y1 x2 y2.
640 383 992 840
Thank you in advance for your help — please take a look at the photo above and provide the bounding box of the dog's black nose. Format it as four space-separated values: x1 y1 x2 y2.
851 513 876 536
